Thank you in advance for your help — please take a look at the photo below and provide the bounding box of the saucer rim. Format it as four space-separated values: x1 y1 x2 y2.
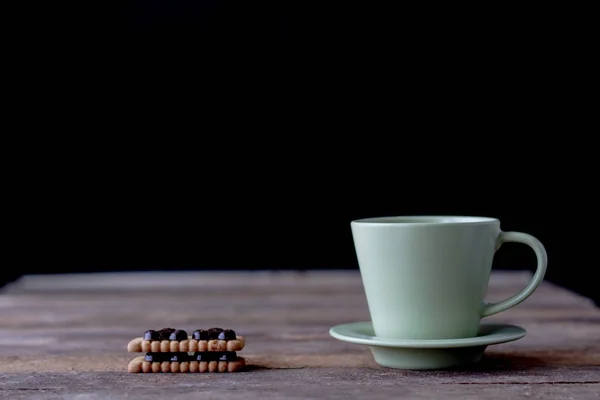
329 322 526 349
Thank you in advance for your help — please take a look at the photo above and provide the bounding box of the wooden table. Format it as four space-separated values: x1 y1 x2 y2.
0 271 598 399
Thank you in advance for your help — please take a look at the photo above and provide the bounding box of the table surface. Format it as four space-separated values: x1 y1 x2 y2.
0 270 598 399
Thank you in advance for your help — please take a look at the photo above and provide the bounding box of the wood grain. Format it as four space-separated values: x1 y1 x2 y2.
0 271 598 399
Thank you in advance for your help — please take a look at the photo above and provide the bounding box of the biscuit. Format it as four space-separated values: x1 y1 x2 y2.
127 327 246 373
127 353 246 373
127 328 245 353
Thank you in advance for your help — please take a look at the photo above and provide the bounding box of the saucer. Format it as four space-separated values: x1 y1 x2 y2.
329 322 526 370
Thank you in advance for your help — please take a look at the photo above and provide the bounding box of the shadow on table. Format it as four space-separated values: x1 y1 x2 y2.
465 353 548 372
453 349 597 373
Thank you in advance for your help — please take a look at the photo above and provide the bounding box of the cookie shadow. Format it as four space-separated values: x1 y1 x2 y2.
244 363 306 371
244 364 271 372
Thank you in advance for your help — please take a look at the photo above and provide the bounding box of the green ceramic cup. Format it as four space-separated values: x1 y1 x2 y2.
351 216 547 340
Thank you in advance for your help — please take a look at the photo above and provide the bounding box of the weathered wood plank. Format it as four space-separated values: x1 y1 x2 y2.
0 372 599 400
0 271 598 399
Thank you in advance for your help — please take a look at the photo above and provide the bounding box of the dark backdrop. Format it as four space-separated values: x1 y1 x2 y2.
8 164 598 306
5 2 596 306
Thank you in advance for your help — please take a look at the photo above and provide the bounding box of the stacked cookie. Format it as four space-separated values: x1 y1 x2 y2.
127 327 246 373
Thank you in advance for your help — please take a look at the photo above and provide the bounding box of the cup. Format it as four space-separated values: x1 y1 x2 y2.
351 216 547 340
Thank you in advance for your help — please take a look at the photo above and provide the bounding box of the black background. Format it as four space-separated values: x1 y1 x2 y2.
4 2 597 305
8 160 598 306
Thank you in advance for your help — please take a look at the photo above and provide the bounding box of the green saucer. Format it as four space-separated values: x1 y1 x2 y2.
329 322 526 370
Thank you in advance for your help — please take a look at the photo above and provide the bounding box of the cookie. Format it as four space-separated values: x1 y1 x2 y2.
127 327 245 353
127 353 246 373
126 327 247 373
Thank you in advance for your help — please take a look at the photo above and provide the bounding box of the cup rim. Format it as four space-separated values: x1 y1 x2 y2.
351 215 499 226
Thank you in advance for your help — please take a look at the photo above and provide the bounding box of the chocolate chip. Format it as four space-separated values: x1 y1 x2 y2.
169 329 187 341
144 330 158 340
193 352 210 361
192 329 208 340
218 329 236 340
207 327 223 340
156 328 176 340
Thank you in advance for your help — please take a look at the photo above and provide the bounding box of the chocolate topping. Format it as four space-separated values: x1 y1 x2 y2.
217 351 237 361
169 329 188 341
147 327 238 341
144 352 189 362
193 351 237 361
144 352 238 362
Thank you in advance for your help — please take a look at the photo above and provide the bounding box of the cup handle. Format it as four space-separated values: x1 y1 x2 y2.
482 231 548 317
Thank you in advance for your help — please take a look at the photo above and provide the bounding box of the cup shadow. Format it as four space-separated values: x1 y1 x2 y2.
451 352 548 372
